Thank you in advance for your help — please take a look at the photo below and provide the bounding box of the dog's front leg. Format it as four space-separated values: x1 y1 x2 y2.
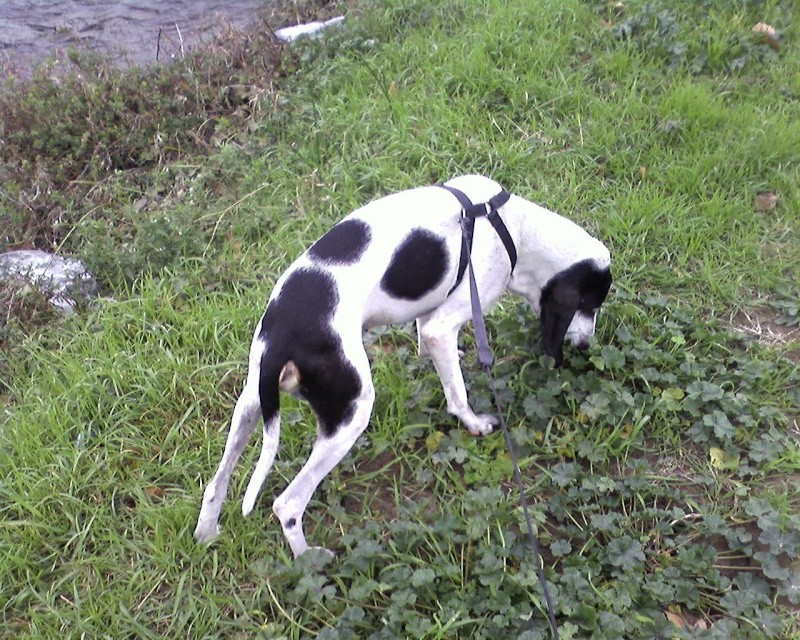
418 315 497 436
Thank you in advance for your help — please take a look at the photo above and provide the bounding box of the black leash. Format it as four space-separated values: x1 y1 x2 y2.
439 183 560 640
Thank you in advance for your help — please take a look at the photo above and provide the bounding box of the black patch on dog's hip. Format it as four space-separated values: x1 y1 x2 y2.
380 228 448 300
308 219 371 264
260 268 338 338
259 267 362 438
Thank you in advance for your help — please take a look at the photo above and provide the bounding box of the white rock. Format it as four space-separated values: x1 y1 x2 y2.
0 249 98 311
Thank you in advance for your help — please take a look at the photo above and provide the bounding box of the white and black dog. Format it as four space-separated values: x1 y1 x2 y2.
194 174 611 557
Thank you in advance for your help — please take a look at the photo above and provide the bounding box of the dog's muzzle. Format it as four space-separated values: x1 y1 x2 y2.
565 311 597 350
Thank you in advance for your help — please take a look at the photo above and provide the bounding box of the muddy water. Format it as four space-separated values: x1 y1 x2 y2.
0 0 268 73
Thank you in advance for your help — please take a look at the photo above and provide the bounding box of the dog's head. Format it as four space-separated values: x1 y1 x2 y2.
539 258 612 365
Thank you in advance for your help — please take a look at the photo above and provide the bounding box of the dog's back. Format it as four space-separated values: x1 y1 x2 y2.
267 176 504 331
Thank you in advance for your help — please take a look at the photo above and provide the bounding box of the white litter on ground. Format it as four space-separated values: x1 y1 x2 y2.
274 16 344 43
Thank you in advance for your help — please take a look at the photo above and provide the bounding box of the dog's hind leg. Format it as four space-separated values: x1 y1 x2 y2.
242 416 280 516
273 343 375 558
194 380 261 543
273 390 374 557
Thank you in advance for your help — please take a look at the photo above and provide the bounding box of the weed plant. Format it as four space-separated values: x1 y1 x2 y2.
1 0 799 638
0 0 339 281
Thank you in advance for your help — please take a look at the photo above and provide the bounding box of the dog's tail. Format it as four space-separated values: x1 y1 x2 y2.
278 360 301 394
242 351 297 516
255 349 300 422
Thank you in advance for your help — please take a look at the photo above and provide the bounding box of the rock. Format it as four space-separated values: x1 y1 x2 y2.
0 249 98 312
274 16 345 43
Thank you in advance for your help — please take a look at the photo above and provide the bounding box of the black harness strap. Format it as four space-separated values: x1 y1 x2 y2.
436 182 474 210
436 184 516 296
485 191 516 268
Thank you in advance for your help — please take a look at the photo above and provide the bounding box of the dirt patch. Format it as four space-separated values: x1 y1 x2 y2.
338 449 434 523
732 306 799 362
304 447 438 554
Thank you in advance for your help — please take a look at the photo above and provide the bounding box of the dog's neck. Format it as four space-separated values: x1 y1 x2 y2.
504 196 610 314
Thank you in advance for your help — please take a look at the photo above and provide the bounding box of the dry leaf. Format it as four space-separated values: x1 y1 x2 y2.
145 486 166 500
425 431 444 453
665 611 686 628
752 22 777 37
752 22 780 50
710 447 740 471
755 191 779 212
665 610 709 630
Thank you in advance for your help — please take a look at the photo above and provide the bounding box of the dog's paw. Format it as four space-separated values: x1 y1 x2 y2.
296 546 336 567
465 413 498 437
193 520 221 544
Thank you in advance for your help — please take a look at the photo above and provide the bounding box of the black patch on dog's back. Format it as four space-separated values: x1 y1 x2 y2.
380 228 448 300
259 268 362 437
308 219 371 264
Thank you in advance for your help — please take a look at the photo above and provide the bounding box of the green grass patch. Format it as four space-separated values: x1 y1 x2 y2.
2 0 799 638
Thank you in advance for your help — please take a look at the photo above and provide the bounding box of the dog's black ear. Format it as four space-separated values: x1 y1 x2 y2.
539 276 580 366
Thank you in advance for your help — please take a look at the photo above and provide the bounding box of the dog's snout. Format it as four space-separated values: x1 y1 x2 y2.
564 311 597 353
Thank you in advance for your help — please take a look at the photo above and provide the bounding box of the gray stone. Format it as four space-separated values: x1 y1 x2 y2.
0 249 98 311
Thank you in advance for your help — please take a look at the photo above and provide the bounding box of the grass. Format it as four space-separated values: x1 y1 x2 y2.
1 0 800 638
